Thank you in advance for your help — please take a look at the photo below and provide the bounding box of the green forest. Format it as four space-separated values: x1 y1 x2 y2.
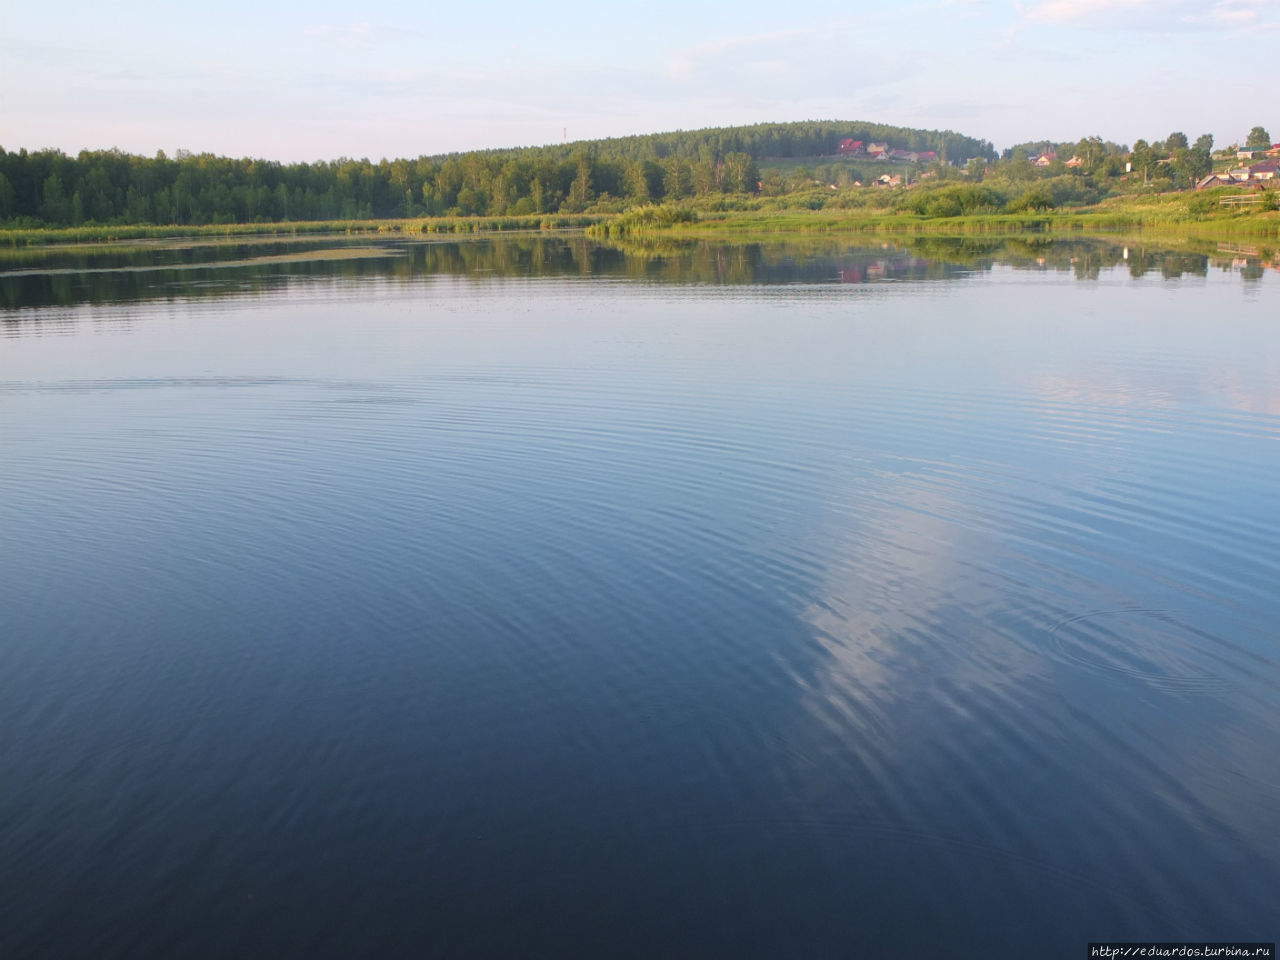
2 120 1273 233
0 121 994 228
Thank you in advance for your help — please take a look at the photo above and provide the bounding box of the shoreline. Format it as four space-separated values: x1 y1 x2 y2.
3 206 1277 251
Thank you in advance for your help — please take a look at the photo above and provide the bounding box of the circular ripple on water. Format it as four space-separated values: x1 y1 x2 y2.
1046 608 1230 692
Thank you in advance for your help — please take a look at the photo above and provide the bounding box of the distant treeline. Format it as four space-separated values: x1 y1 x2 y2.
0 121 995 228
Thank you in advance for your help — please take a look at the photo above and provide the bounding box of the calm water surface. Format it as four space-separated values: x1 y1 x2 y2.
2 236 1278 957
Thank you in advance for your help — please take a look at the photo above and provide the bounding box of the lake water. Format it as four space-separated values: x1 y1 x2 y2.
3 235 1278 958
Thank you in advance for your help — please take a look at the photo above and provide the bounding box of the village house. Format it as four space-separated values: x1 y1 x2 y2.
1196 172 1241 190
1197 161 1279 189
1033 152 1057 167
1065 155 1084 167
1249 160 1279 180
834 139 937 164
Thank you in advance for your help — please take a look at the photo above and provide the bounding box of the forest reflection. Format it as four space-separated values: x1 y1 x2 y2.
2 233 1273 312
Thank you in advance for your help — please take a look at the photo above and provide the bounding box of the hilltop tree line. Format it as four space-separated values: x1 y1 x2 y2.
429 120 994 166
0 121 994 228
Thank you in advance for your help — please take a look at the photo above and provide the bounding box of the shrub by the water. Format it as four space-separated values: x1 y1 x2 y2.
1006 186 1056 213
590 205 698 237
901 184 1006 218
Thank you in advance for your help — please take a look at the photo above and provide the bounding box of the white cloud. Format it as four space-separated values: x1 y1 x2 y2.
663 29 816 82
1021 0 1154 25
301 22 426 48
1197 0 1280 25
1017 0 1279 30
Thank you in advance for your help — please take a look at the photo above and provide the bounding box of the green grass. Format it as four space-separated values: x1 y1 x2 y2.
638 198 1280 241
5 189 1276 249
585 204 699 238
0 214 609 247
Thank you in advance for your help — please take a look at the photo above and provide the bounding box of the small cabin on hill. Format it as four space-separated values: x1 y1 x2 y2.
838 139 865 154
1196 173 1241 190
1033 152 1057 167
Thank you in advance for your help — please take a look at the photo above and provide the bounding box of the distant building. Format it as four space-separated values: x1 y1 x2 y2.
1249 160 1279 180
1196 173 1241 190
1236 146 1268 160
1065 155 1084 168
851 143 936 165
1033 152 1057 167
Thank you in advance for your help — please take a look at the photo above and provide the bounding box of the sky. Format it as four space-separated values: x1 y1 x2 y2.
2 0 1277 162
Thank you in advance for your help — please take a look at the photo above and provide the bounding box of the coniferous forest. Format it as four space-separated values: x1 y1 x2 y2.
0 121 994 227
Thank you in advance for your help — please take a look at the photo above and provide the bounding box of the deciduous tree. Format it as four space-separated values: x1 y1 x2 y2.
1246 126 1272 149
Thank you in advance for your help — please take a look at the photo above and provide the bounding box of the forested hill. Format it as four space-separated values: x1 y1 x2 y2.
0 120 995 228
422 120 995 165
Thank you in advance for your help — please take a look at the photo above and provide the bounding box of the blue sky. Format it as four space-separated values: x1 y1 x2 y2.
2 0 1276 161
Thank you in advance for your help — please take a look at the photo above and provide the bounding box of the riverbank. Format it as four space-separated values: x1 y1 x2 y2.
0 214 607 247
589 200 1280 242
4 197 1277 251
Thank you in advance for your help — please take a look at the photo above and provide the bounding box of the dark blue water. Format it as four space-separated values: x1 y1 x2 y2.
3 237 1278 958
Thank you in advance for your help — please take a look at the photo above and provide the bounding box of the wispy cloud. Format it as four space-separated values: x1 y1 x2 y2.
1021 0 1153 24
663 28 816 82
1181 0 1280 26
301 22 426 48
1017 0 1279 29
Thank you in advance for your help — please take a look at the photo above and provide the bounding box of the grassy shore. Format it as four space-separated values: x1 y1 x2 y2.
0 213 608 247
588 188 1280 241
5 191 1277 249
598 207 1280 241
